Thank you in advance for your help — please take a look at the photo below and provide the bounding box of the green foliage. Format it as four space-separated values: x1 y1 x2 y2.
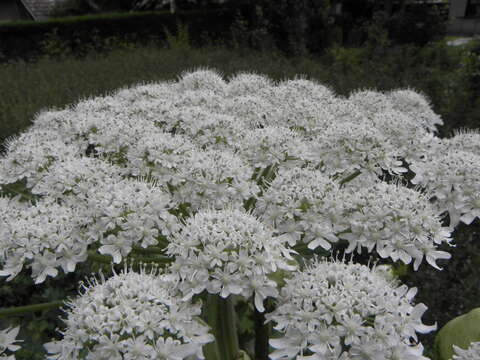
338 1 449 47
49 0 99 17
0 40 479 359
0 9 236 61
163 20 191 51
254 0 334 55
434 308 480 360
387 4 448 46
229 7 274 52
362 11 391 56
403 221 480 359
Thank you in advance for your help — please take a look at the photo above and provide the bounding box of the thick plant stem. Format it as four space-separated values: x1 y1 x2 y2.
0 300 64 318
87 251 173 265
204 295 221 360
205 294 240 360
254 307 270 360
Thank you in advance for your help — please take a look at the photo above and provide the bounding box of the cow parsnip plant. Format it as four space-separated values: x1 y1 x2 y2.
0 69 479 360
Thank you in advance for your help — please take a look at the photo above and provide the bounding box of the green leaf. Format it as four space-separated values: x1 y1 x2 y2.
434 308 480 360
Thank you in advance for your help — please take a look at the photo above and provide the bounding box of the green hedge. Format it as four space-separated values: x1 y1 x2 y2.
0 9 238 61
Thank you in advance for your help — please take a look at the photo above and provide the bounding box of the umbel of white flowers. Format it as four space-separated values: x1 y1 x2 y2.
0 69 478 359
267 259 435 360
44 265 213 360
166 208 297 312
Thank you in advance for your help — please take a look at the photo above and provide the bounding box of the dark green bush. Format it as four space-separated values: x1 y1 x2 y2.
242 0 335 55
387 4 449 46
337 2 449 47
403 221 480 360
0 9 236 61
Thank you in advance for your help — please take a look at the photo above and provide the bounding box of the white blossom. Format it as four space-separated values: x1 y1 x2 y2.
226 72 275 97
166 208 296 312
177 68 227 95
44 266 213 360
443 128 480 156
172 149 259 211
266 259 435 360
0 128 83 186
234 127 309 169
0 197 89 283
255 167 343 250
388 89 443 132
411 149 480 228
370 110 429 162
0 326 22 360
125 131 198 185
340 181 452 270
306 118 406 177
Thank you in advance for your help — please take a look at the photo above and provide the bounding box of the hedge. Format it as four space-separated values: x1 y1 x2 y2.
0 7 243 61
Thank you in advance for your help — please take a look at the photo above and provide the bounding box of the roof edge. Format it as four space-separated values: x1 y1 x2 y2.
17 0 37 20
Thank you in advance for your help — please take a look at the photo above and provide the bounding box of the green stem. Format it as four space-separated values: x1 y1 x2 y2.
204 295 221 360
87 251 113 264
0 300 64 318
87 251 173 265
254 307 270 360
244 197 257 212
339 169 362 187
205 295 240 360
1 183 37 201
130 254 174 264
131 245 167 255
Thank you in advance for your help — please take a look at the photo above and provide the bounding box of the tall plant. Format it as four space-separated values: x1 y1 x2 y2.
0 69 479 360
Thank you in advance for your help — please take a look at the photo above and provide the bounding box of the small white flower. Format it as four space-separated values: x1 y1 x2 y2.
255 167 342 250
388 88 443 132
177 68 226 94
166 208 296 311
266 259 435 359
340 181 453 269
44 266 213 360
173 149 259 211
0 326 21 358
411 149 480 228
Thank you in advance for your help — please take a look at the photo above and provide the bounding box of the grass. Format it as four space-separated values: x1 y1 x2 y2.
1 41 478 147
0 46 316 146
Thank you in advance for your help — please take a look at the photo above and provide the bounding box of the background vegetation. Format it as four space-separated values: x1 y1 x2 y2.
0 2 479 359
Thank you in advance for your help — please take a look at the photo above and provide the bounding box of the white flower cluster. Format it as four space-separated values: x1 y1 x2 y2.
255 167 343 250
233 127 309 170
267 259 435 360
0 196 89 283
411 143 480 228
166 208 296 312
340 182 452 270
442 129 480 156
256 167 452 269
0 69 473 360
453 342 480 360
171 149 258 211
307 118 407 177
387 89 444 132
0 159 179 283
44 266 213 360
0 128 83 186
0 68 464 285
0 326 21 360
